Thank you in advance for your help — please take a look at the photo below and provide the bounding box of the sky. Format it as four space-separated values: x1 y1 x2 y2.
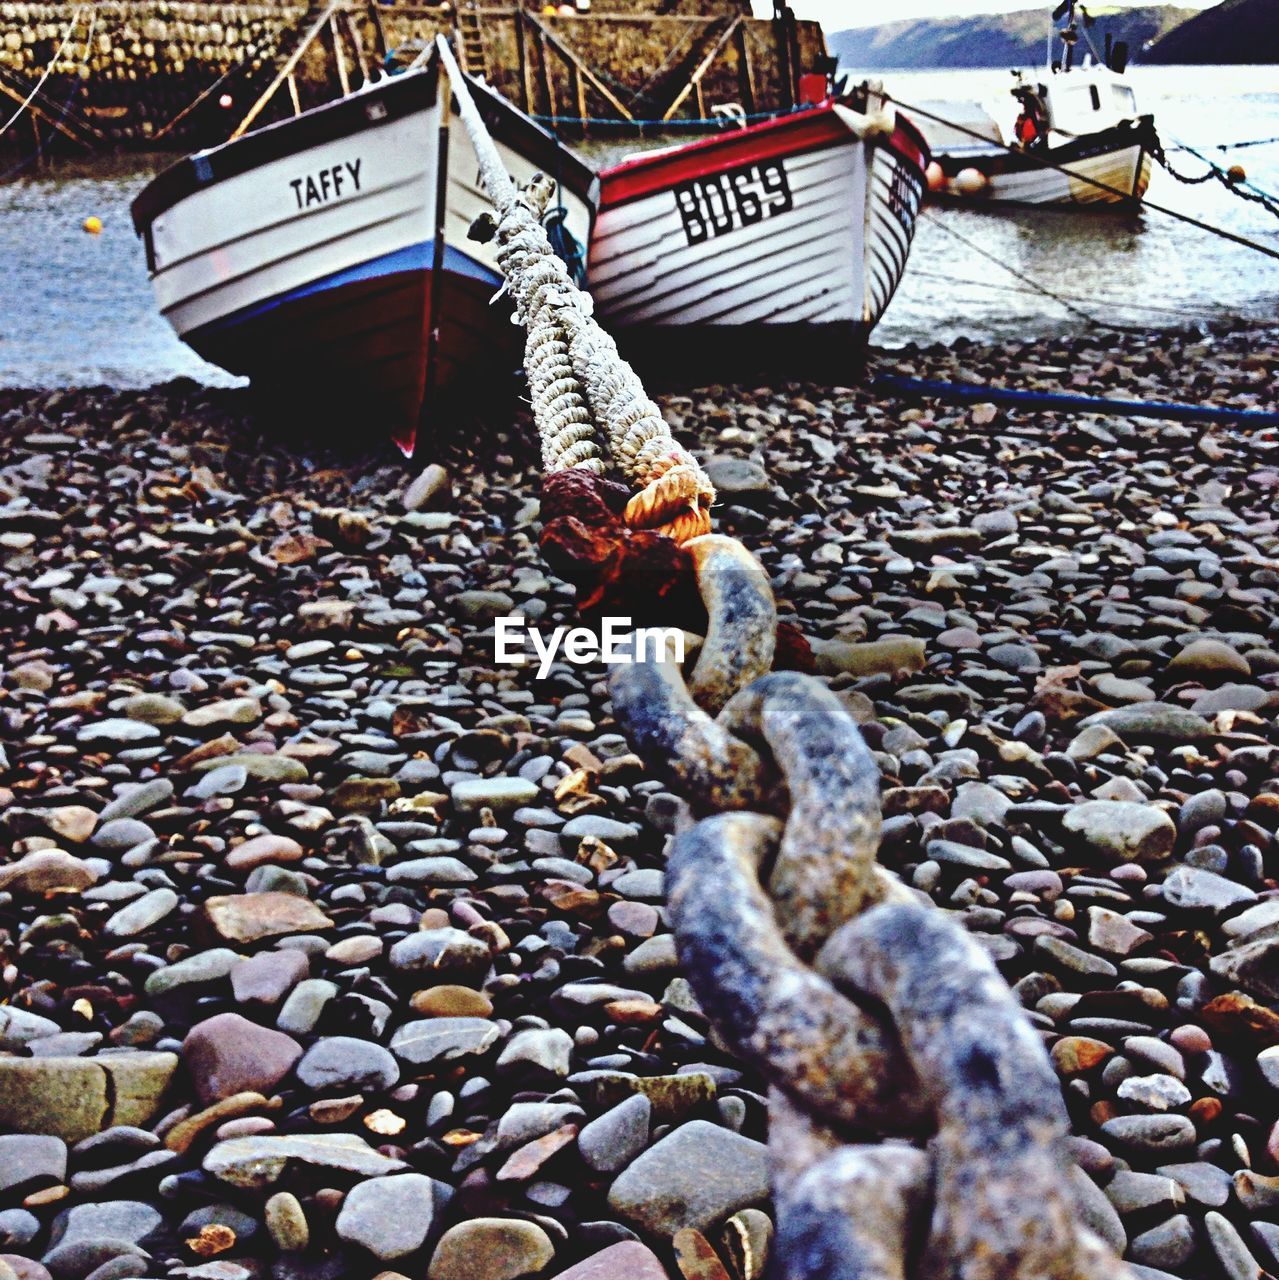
752 0 1214 30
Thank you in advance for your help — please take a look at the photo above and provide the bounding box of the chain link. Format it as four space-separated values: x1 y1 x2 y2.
438 37 1135 1278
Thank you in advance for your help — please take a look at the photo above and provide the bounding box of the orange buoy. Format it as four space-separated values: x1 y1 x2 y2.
83 215 103 234
1227 164 1246 184
925 161 946 193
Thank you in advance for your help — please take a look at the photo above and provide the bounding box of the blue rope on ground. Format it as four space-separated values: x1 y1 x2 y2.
874 373 1279 428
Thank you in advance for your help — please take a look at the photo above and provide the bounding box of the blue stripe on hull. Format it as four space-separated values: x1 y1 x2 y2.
196 241 501 338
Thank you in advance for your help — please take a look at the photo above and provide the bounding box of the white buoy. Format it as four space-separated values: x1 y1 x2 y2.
951 167 989 197
925 161 946 194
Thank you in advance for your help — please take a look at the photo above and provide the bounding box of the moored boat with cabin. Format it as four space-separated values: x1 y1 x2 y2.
586 78 929 380
913 1 1155 207
131 49 595 457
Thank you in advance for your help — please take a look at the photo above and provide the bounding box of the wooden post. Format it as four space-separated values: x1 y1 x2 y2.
735 19 755 118
515 6 532 114
573 62 586 132
367 0 390 64
523 13 635 123
535 27 555 126
330 14 350 96
230 0 343 140
662 15 741 123
341 10 373 84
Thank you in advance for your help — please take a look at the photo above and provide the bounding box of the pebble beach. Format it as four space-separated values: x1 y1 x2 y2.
1 320 1278 1280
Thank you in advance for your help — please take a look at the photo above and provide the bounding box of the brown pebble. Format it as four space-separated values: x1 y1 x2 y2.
1191 1097 1223 1128
410 985 493 1018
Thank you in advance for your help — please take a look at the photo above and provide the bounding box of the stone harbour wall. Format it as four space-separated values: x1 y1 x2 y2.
0 1 827 150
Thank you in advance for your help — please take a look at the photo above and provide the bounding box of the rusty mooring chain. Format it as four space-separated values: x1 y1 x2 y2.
437 37 1132 1280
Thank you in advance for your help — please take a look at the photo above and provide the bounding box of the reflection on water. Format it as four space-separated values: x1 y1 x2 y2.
1 65 1277 387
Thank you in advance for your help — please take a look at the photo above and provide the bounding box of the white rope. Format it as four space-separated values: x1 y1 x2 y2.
437 36 714 538
0 6 89 139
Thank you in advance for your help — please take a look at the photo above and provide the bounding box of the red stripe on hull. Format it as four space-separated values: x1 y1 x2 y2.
599 107 851 209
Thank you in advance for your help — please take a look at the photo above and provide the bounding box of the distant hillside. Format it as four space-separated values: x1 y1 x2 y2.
1145 0 1279 62
830 5 1193 70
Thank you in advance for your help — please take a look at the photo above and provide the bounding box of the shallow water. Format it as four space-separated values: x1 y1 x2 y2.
1 64 1276 388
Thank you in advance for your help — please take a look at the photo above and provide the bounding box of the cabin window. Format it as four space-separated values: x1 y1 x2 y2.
1113 86 1136 113
1089 85 1101 110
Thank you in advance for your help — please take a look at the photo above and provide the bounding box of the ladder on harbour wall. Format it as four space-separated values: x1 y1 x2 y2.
456 4 487 78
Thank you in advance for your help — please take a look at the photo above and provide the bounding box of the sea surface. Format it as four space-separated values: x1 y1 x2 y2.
1 63 1276 388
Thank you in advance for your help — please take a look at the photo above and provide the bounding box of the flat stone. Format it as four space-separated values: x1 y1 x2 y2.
1087 907 1153 956
410 986 493 1018
1167 639 1250 680
451 778 539 813
0 1055 177 1142
202 893 332 944
1156 1162 1233 1208
427 1218 554 1280
810 636 926 678
91 818 154 852
388 929 490 984
189 753 308 783
385 857 477 886
1211 935 1279 1001
389 1018 501 1066
0 1135 67 1192
42 807 97 844
204 1134 407 1189
1104 1170 1184 1216
1101 1114 1197 1156
1117 1073 1192 1111
1161 866 1256 914
230 950 309 1006
295 1037 399 1093
580 1071 716 1123
1079 703 1212 744
402 464 451 512
925 839 1011 872
103 888 178 938
607 1120 768 1236
0 1006 60 1050
1129 1215 1196 1270
496 1027 572 1078
224 835 304 872
578 1094 651 1174
0 851 96 895
548 1242 667 1280
182 698 262 729
1062 801 1176 864
1205 1210 1262 1280
335 1173 452 1260
144 948 239 998
77 719 160 746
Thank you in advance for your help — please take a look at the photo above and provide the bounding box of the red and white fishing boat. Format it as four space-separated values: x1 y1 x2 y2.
131 49 595 456
587 81 928 380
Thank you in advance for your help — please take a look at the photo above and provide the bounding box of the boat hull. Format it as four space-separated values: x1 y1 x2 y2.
587 103 927 381
132 59 594 455
934 118 1154 207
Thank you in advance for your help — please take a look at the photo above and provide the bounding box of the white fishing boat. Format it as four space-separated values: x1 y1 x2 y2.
914 1 1154 207
131 48 595 456
587 80 929 380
